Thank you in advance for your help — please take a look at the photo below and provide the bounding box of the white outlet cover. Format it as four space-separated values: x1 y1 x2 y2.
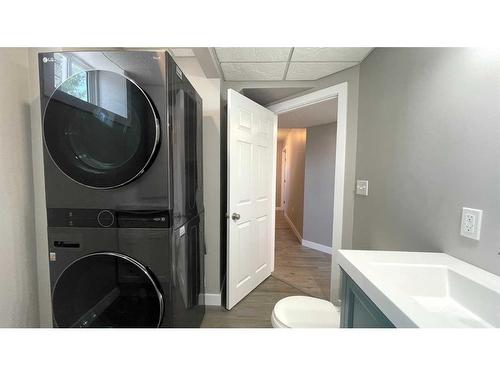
356 180 369 196
460 207 483 240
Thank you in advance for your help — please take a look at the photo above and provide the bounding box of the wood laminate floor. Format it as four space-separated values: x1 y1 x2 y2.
201 210 331 328
201 276 306 328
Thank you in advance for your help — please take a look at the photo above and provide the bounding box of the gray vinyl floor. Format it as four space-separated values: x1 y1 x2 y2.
201 211 331 328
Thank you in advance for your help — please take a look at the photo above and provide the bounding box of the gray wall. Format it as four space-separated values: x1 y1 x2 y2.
0 48 39 327
283 128 307 237
303 123 336 247
353 48 500 276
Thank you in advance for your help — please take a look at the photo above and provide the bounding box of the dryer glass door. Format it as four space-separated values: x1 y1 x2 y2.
43 70 159 189
52 253 163 328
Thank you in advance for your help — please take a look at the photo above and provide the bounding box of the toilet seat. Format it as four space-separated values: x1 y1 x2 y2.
271 296 340 328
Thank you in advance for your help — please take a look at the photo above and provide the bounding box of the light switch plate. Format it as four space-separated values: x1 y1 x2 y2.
356 180 369 196
460 207 483 240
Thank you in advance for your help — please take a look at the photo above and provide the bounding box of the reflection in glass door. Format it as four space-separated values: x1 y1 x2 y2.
52 253 163 328
43 70 160 189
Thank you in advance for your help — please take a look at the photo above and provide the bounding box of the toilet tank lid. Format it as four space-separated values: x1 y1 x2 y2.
273 296 339 328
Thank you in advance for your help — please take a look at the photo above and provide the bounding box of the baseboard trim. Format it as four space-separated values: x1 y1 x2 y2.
301 239 333 254
203 293 221 306
283 212 302 243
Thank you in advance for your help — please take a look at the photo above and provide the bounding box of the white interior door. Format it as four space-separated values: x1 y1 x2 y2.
226 89 277 310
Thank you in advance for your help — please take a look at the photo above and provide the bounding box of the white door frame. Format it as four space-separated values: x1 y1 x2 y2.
268 82 348 303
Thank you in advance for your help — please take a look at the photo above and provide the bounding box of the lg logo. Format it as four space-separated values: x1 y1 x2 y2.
42 57 55 63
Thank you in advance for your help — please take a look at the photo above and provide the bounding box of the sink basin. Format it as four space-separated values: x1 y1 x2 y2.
373 263 500 327
336 250 500 328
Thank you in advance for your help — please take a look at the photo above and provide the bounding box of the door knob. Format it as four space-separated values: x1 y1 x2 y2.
231 213 241 220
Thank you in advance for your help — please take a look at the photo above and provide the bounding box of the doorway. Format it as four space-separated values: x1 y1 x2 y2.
268 83 348 303
222 83 348 310
272 99 337 299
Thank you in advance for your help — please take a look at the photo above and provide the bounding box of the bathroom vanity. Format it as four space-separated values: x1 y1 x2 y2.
337 250 500 328
340 270 394 328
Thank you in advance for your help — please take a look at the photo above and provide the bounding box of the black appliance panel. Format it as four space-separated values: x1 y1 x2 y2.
169 60 204 228
171 214 205 327
47 208 171 228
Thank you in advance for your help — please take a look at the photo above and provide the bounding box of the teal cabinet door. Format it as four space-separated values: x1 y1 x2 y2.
340 269 395 328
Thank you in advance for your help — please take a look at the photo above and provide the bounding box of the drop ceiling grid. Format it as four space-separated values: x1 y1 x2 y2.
215 47 372 81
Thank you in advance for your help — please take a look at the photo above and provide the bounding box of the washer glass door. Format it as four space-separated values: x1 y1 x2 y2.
52 253 163 328
43 70 159 189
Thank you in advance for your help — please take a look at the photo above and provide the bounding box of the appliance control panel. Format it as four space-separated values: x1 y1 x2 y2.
47 208 171 228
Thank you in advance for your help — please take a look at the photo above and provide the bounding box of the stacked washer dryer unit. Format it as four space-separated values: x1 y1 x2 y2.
39 50 205 328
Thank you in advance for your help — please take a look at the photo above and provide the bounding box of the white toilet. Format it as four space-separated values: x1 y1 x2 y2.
271 296 340 328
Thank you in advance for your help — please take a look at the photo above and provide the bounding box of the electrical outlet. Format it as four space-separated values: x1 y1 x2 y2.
460 207 483 240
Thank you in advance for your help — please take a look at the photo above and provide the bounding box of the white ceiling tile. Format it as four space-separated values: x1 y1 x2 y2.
286 62 358 80
221 62 287 81
291 48 373 62
215 48 292 62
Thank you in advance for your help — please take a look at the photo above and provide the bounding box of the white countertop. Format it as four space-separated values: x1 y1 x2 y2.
336 250 500 328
